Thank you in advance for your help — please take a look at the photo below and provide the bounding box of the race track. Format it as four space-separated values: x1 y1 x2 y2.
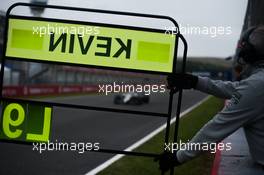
0 90 207 175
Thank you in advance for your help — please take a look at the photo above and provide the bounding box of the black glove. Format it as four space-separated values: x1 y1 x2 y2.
167 73 198 89
155 151 181 172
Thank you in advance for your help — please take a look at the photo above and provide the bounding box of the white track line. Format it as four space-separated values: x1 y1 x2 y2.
85 96 210 175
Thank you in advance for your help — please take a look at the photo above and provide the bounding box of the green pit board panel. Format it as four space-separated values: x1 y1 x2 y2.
0 101 52 142
6 18 176 73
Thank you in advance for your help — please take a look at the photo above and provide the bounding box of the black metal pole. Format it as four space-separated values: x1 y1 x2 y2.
170 34 188 175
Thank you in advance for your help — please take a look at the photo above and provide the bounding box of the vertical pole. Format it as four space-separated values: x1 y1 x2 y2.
161 32 180 175
170 34 188 175
0 7 10 99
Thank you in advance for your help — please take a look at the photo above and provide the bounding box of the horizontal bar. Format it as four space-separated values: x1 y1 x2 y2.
0 139 159 158
7 2 179 29
95 148 158 158
5 56 173 76
1 97 169 118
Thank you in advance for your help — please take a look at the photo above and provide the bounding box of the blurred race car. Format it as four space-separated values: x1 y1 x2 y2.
113 92 150 105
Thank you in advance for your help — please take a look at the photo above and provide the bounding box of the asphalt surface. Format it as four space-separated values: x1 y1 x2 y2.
218 129 264 175
0 90 207 175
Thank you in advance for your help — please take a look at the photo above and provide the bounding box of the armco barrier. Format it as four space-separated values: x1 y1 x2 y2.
3 85 98 97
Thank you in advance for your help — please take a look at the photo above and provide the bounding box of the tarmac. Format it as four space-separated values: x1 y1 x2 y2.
213 128 264 175
0 90 207 175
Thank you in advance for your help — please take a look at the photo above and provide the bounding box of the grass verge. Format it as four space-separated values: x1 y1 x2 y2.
99 96 224 175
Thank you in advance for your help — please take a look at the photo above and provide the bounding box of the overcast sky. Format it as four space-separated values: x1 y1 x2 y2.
0 0 248 58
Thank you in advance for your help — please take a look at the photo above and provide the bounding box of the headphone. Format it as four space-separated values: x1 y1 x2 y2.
237 27 258 64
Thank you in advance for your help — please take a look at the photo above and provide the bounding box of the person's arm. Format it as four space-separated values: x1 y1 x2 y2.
177 80 259 163
196 77 240 99
167 74 240 99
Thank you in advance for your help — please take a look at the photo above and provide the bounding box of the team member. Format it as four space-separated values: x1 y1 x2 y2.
157 26 264 172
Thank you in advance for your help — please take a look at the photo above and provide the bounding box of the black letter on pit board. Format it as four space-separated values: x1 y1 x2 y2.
113 38 132 59
49 32 67 53
95 36 112 57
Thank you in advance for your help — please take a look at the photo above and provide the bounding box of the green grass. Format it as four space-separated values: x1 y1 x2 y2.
99 96 224 175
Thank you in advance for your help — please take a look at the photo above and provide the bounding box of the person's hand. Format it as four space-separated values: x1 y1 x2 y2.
154 151 181 172
167 73 198 89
